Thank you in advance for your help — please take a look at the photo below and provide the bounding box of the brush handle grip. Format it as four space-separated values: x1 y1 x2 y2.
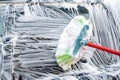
86 42 120 56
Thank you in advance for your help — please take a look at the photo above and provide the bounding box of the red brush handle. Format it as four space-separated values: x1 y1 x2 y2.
86 42 120 56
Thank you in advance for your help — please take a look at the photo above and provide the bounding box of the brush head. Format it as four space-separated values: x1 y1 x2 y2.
55 16 93 70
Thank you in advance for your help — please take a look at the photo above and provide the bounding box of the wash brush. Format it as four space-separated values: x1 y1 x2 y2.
55 16 120 70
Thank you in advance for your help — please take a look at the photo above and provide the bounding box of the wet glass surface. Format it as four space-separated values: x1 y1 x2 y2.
0 1 120 80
